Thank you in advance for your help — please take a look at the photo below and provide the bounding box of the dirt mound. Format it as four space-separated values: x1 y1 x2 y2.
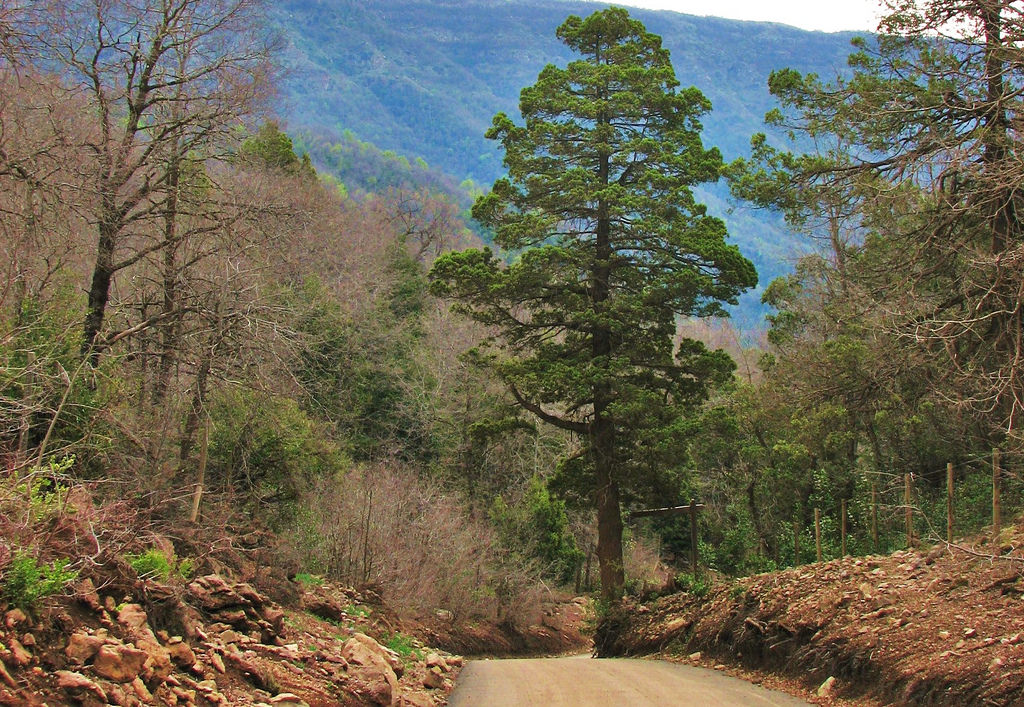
0 570 465 706
597 524 1024 705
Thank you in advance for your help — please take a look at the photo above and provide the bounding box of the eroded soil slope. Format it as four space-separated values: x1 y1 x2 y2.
598 524 1024 705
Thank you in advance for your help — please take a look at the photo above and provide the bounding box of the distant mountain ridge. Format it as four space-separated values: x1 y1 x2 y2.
269 0 863 326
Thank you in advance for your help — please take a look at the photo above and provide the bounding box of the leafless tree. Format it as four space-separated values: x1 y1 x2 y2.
28 0 275 363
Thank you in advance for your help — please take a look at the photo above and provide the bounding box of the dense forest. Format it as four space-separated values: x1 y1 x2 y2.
2 0 1023 623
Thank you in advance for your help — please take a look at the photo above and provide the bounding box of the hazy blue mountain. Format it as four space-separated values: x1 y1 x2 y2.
270 0 862 327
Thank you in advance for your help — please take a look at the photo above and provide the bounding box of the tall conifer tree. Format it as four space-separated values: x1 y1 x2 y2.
430 8 756 599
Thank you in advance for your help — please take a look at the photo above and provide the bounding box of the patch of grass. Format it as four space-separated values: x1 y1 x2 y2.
2 552 79 610
294 572 324 586
345 603 371 618
125 548 195 581
384 631 424 661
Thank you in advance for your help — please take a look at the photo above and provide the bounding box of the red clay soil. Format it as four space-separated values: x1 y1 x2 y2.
596 523 1024 706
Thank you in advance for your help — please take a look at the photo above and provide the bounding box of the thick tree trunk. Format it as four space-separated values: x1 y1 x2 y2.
594 416 624 600
152 148 182 406
82 213 117 364
592 136 625 600
980 2 1012 255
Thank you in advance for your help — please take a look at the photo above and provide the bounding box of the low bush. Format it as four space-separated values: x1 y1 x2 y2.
1 552 78 610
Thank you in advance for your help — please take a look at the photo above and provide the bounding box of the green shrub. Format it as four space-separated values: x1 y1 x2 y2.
2 553 79 610
674 572 710 599
126 548 194 581
490 475 584 585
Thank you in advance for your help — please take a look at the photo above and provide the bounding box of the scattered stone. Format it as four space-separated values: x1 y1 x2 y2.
92 644 149 683
817 676 837 698
117 604 150 632
964 627 978 638
398 692 435 707
131 676 152 700
189 575 246 611
7 640 31 668
423 666 445 689
171 685 197 703
0 661 16 688
210 652 226 674
663 617 688 634
214 608 248 625
269 694 310 707
425 653 449 672
220 629 244 644
3 609 27 630
261 606 286 636
56 670 107 701
166 639 197 667
66 632 106 665
688 651 702 661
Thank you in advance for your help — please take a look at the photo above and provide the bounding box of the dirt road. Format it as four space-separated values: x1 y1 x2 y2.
447 655 810 706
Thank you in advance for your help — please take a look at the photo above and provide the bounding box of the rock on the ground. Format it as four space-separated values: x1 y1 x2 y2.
422 666 445 690
56 671 107 701
817 675 837 697
92 644 149 683
342 633 399 706
66 631 106 665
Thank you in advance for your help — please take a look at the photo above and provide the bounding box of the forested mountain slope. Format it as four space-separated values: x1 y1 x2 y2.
269 0 860 323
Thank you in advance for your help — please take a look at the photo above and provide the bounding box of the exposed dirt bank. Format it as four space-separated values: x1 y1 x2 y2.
596 523 1024 705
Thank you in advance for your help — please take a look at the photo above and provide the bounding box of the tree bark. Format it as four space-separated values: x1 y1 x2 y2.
592 124 625 600
82 211 117 364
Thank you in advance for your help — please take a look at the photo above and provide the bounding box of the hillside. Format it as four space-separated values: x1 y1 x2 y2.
596 523 1024 705
269 0 863 326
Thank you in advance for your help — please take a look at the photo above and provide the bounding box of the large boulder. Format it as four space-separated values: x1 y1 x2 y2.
92 644 149 683
116 604 173 679
187 574 283 642
342 634 399 706
65 632 106 665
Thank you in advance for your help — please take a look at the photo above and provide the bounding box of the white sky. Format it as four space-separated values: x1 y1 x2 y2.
587 0 885 33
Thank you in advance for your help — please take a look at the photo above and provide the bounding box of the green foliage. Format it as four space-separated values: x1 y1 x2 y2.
240 121 316 179
490 476 583 585
125 549 194 582
384 632 423 661
2 553 79 610
673 572 709 599
207 388 349 520
127 549 172 581
287 275 437 464
294 572 323 587
431 8 756 599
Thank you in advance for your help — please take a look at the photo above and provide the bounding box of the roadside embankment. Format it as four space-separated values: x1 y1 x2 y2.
596 524 1024 705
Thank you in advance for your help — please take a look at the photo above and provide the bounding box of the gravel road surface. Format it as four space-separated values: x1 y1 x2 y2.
448 655 811 706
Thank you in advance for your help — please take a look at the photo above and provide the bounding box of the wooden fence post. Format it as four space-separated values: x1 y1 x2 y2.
904 473 913 548
871 482 879 552
946 462 954 544
814 508 822 562
993 448 1002 540
841 499 847 557
689 499 700 577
